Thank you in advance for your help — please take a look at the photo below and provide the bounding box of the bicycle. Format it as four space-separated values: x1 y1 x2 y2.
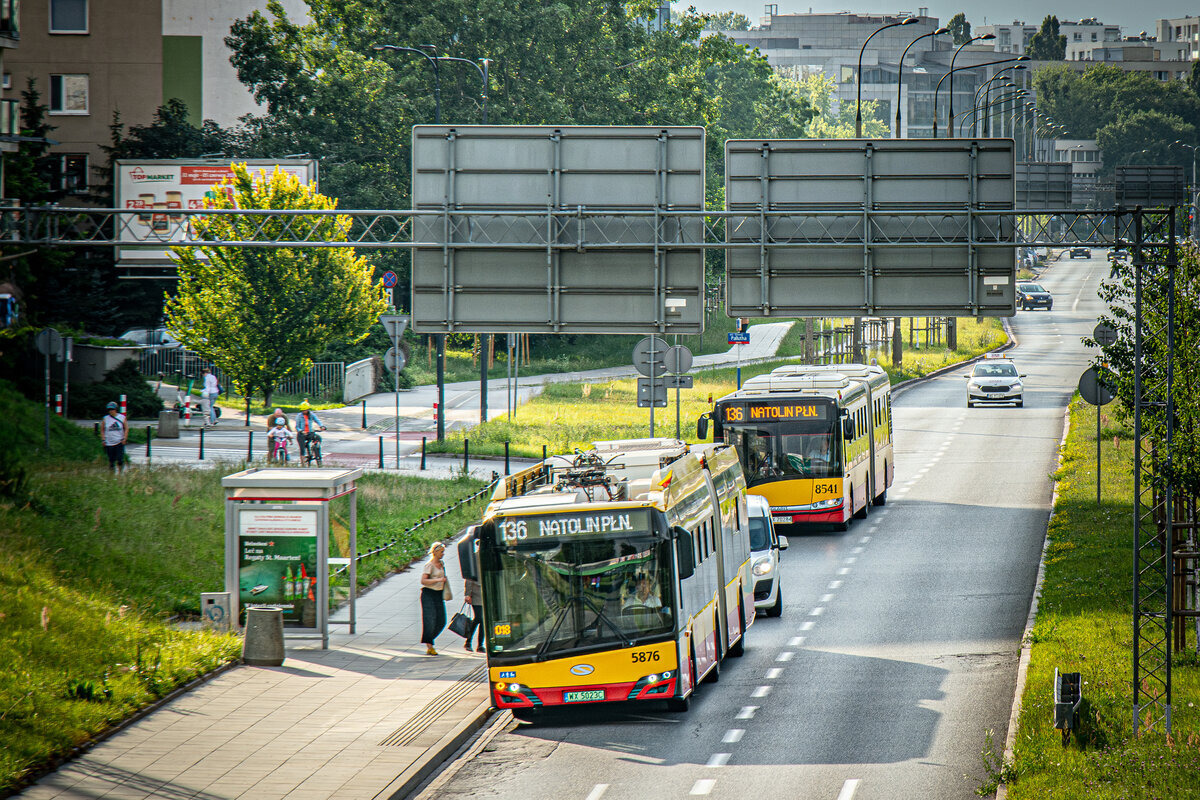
300 430 324 467
269 435 291 463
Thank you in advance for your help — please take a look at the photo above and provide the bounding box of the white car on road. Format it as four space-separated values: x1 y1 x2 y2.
966 355 1025 408
748 494 788 617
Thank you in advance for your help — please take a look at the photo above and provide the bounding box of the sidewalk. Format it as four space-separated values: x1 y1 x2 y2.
17 526 491 800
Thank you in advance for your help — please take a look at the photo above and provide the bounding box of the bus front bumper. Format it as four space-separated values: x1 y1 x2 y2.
493 673 678 709
771 501 844 525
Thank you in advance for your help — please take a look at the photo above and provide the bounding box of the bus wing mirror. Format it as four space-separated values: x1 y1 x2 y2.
697 414 709 440
842 418 855 439
457 525 480 582
673 526 695 580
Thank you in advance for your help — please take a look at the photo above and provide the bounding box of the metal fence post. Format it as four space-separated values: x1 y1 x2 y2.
464 439 470 471
505 441 510 475
378 435 384 469
146 425 153 462
421 437 427 471
199 427 205 460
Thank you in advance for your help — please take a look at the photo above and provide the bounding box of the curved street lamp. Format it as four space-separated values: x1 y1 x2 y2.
895 26 948 136
956 89 1026 136
946 33 996 137
437 56 492 123
856 16 918 137
975 65 1026 136
932 54 1027 137
373 44 442 123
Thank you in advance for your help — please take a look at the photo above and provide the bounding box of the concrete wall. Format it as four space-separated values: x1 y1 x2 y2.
343 357 381 404
70 344 141 384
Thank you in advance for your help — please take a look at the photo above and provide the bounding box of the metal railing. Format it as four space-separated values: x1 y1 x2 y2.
139 347 345 401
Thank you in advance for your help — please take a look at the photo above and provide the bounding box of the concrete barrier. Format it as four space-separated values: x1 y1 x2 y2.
343 356 380 403
242 607 285 666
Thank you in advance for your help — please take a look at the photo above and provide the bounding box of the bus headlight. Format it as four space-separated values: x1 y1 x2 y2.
752 556 774 576
806 497 842 510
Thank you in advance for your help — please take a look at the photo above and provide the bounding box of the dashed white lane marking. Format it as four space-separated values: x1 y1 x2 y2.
852 546 864 554
810 606 825 616
585 785 608 800
788 636 805 646
776 651 794 662
828 580 843 590
752 685 772 698
838 567 851 575
800 620 815 630
723 729 745 744
859 536 871 544
707 753 731 768
766 667 783 679
737 706 759 720
690 778 716 795
844 556 857 565
836 779 861 800
820 593 834 602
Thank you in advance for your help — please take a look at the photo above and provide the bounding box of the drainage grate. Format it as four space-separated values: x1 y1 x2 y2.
379 664 488 747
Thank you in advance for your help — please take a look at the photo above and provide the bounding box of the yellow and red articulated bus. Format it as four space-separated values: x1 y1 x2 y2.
458 439 753 718
699 364 893 531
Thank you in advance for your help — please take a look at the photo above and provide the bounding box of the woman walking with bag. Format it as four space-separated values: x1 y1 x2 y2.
419 542 450 655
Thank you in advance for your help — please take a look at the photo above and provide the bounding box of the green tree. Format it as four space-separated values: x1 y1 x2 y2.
948 12 971 46
703 11 752 31
801 73 888 138
1026 15 1066 61
1190 60 1200 98
1096 110 1195 175
165 164 386 407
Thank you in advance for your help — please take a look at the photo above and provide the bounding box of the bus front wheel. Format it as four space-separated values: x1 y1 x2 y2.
667 694 691 712
511 708 538 723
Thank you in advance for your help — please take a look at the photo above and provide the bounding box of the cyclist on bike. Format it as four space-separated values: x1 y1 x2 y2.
267 416 293 463
294 403 326 464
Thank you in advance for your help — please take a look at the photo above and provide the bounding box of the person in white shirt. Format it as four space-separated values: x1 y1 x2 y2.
100 402 128 473
201 368 220 426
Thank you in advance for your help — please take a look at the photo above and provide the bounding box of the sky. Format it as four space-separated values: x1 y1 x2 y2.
682 1 1198 37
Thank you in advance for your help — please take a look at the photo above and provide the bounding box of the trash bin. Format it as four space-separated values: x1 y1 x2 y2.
242 606 285 666
157 409 180 439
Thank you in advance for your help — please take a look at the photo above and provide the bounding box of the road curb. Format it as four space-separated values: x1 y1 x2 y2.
995 402 1072 799
379 698 495 800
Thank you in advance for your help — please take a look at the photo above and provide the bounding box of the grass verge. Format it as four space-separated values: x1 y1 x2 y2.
1002 398 1200 798
429 318 1006 458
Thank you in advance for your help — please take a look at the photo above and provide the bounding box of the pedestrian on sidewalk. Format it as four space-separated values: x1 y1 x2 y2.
101 401 128 473
201 368 220 427
463 575 485 652
419 542 450 655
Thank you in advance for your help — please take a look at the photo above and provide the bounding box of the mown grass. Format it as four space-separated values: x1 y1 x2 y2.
429 317 1006 458
1003 399 1200 798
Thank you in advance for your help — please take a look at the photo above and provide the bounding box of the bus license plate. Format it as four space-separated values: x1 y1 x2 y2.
564 690 605 703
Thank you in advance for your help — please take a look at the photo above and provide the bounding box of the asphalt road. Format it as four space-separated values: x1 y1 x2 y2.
427 252 1111 800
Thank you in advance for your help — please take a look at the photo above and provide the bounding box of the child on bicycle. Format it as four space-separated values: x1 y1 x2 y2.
267 416 293 463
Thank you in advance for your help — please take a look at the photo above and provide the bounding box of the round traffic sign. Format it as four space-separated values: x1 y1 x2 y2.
1093 322 1117 347
35 327 62 357
664 345 693 375
1078 367 1115 406
632 336 669 378
381 271 398 288
385 345 408 373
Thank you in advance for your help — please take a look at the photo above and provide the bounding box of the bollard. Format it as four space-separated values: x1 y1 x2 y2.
378 435 384 469
421 437 427 470
93 421 99 438
119 394 127 417
54 394 62 416
199 427 205 460
242 606 285 666
184 398 192 427
505 441 510 475
146 426 153 460
362 399 367 429
247 431 254 461
542 444 547 461
464 438 470 471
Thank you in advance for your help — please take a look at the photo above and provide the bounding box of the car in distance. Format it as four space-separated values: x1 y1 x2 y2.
965 355 1026 408
118 327 181 348
1069 246 1091 258
1016 282 1052 311
747 494 788 617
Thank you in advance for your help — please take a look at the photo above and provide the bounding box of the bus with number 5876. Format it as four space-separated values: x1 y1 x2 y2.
457 438 754 717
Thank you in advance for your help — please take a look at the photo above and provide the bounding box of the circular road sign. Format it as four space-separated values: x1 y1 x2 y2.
664 345 693 375
632 336 669 378
1078 367 1115 406
1093 322 1117 347
35 327 63 357
385 345 408 373
381 271 398 288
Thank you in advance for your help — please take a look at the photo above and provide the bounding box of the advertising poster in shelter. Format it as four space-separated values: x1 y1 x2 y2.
237 508 320 627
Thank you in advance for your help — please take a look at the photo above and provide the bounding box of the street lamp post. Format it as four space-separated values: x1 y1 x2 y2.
895 26 948 136
374 43 448 440
438 56 491 123
957 89 1025 136
946 33 996 138
975 65 1025 136
932 54 1026 137
1173 140 1198 241
856 16 917 138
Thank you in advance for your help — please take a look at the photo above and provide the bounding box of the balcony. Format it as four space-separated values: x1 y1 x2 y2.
0 0 17 41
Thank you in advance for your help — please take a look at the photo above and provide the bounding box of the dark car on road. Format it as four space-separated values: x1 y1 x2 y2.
1016 282 1052 311
1069 247 1091 258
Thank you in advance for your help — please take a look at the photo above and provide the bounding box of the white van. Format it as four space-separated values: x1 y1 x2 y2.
748 494 787 617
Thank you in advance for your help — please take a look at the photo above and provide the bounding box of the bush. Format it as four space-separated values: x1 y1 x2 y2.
70 360 163 420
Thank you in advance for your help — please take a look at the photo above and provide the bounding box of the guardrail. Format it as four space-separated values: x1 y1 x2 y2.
139 347 345 401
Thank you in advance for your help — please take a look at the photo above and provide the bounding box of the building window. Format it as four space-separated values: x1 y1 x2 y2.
50 0 89 33
51 154 89 193
1 73 9 90
49 74 89 115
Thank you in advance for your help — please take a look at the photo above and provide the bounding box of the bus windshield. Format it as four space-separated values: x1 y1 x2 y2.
482 534 675 658
722 417 841 484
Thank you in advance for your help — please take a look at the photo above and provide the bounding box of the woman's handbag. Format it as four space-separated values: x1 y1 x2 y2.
442 581 453 601
448 603 473 638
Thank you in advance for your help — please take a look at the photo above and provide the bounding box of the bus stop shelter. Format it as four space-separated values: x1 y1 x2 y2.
222 467 361 649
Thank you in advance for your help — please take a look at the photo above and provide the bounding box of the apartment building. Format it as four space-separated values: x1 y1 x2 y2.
0 0 19 157
1155 16 1200 60
978 18 1122 57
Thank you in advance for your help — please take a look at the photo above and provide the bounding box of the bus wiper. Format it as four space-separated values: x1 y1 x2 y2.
580 594 633 647
534 605 571 661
